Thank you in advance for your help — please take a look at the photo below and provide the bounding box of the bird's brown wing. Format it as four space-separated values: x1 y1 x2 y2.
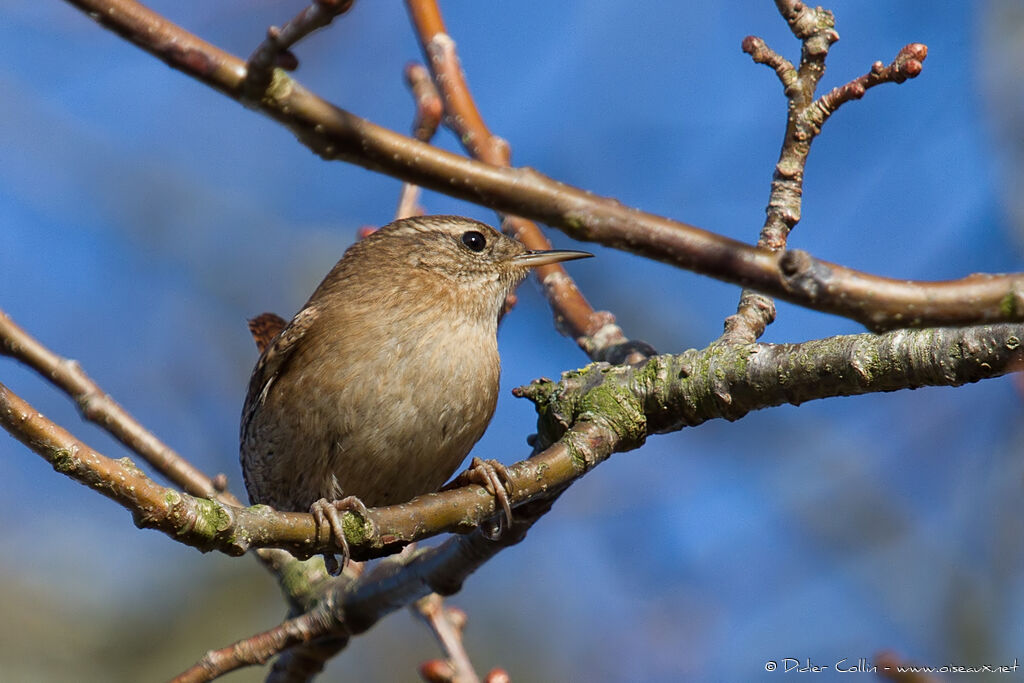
240 306 320 438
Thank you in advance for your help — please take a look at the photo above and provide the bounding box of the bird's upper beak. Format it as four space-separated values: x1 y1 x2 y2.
511 249 593 268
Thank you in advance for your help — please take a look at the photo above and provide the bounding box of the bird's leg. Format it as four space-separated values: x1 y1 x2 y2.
445 457 514 538
310 496 374 576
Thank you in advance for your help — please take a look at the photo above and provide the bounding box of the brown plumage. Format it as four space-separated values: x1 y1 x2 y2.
240 215 590 562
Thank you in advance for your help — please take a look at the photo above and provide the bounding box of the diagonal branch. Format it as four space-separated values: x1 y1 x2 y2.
395 62 445 220
59 0 1024 331
0 308 231 502
405 0 648 364
412 594 480 683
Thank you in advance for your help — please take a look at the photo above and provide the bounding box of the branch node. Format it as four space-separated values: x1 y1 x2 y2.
243 0 356 99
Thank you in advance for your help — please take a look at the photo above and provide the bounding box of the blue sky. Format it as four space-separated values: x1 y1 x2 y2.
2 2 1022 681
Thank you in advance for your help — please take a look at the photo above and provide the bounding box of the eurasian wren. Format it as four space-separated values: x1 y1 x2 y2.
240 215 591 567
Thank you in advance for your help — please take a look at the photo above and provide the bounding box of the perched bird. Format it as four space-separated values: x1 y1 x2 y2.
240 215 591 569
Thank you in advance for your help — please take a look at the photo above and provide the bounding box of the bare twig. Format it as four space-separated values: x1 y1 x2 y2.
405 0 648 364
0 308 233 503
60 0 1024 331
723 8 926 343
396 62 444 220
413 594 479 683
244 0 356 100
171 605 339 683
817 43 928 119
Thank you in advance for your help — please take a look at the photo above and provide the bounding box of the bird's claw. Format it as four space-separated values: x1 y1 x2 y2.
310 496 373 576
451 457 515 538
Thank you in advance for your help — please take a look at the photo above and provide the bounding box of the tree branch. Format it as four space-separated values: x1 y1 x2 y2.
405 0 646 363
4 321 1019 562
395 62 444 220
243 0 356 101
172 498 556 682
0 308 231 502
59 0 1024 331
412 594 480 683
724 10 926 343
520 324 1024 451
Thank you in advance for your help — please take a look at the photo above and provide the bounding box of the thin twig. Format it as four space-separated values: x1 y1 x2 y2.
0 308 232 503
243 0 356 100
413 594 479 683
723 8 926 343
405 0 649 364
816 43 928 120
396 62 444 220
171 605 339 683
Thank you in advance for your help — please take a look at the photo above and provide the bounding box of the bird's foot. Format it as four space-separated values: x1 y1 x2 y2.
310 496 373 576
448 457 515 539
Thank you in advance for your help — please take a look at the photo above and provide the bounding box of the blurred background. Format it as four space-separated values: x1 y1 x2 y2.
3 1 1024 680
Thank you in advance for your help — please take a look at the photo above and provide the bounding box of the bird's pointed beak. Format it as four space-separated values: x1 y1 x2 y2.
511 249 593 268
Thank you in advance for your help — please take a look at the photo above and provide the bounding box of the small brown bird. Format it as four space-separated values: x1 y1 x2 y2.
240 215 590 568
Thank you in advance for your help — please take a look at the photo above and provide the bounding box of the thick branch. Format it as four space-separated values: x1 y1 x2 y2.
521 324 1024 450
59 0 1024 331
5 322 1019 562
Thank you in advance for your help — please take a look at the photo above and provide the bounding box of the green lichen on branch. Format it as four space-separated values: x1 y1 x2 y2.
134 490 245 555
517 325 1024 454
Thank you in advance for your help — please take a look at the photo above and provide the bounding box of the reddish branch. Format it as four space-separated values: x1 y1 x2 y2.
817 43 928 118
413 594 480 683
61 0 1024 331
404 0 646 363
396 63 444 220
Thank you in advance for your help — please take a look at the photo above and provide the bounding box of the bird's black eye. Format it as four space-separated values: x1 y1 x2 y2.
461 230 486 252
